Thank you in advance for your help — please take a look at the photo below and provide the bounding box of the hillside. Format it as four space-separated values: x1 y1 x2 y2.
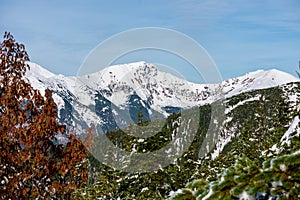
71 81 300 199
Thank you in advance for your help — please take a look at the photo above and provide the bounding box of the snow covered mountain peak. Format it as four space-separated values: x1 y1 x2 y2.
222 68 299 97
100 61 148 72
26 62 56 79
246 68 299 85
24 61 299 131
80 61 188 88
26 62 300 103
76 61 210 113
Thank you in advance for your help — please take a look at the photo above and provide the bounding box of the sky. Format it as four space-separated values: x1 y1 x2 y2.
0 0 300 83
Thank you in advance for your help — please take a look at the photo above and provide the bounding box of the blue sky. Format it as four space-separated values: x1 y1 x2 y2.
0 0 300 82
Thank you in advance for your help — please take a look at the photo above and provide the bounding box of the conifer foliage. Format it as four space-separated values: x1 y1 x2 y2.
0 32 89 199
170 153 300 200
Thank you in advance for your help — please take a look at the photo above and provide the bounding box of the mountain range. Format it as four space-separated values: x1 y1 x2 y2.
25 61 299 134
25 62 300 199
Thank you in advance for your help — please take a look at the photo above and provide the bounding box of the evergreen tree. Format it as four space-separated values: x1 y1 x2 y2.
0 32 89 199
171 153 300 200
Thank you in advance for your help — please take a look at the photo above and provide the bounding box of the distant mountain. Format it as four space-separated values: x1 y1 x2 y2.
25 61 299 134
24 62 300 199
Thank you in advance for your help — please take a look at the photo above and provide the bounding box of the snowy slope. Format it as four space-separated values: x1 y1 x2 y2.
25 61 300 133
77 61 214 112
222 69 299 97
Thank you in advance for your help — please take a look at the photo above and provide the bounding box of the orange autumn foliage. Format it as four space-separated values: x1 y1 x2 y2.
0 32 91 199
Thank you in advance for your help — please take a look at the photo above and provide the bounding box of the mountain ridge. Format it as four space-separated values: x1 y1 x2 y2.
26 61 299 97
25 61 299 133
23 62 300 199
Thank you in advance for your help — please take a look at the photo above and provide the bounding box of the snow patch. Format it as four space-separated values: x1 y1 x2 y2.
239 190 254 200
225 96 260 114
280 116 300 146
211 131 234 160
168 189 183 199
141 187 149 192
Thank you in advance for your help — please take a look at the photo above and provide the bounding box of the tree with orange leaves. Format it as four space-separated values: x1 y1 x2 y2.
0 32 90 199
